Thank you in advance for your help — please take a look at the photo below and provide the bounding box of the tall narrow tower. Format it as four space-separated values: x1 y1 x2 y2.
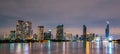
83 25 87 49
83 25 87 40
105 21 109 38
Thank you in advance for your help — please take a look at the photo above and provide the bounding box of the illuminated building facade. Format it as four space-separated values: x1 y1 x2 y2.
16 20 25 39
16 20 33 39
56 24 64 40
38 26 44 40
9 30 16 40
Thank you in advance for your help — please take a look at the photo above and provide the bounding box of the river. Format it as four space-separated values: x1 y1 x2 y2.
0 41 120 54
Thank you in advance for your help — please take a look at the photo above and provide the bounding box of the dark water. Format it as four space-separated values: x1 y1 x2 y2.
0 41 120 54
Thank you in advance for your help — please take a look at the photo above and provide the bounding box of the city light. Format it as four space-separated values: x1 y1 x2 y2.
0 0 120 54
108 36 113 41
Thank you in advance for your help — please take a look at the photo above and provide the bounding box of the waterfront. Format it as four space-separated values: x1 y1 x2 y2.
0 41 120 54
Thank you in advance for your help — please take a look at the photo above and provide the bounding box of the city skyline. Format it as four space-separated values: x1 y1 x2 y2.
0 0 120 39
0 20 119 39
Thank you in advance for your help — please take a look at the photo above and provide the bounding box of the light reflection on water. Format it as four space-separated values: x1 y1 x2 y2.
107 42 114 54
86 42 90 54
16 43 21 53
0 41 120 54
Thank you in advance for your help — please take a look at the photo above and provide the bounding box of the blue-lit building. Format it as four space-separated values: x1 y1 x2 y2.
105 21 109 38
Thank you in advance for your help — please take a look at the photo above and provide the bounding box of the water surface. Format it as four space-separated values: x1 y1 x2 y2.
0 41 120 54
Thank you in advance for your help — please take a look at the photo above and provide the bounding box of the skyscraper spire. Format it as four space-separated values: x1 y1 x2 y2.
106 21 110 24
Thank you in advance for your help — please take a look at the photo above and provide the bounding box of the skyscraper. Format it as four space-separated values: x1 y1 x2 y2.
25 21 33 39
38 26 44 40
56 24 64 40
16 20 25 39
105 21 109 38
83 25 87 40
83 25 87 49
16 20 33 39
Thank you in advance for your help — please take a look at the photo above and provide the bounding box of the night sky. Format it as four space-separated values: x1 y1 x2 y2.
0 0 120 39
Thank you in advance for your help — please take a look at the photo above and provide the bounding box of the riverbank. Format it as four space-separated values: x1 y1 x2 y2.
0 39 73 43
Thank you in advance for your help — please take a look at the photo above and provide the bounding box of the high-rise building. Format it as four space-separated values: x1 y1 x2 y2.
83 25 87 40
25 21 33 39
83 25 87 48
56 24 64 40
16 20 25 39
38 26 44 40
105 21 109 38
16 20 33 39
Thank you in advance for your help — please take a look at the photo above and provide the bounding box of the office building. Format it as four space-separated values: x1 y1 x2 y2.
25 21 33 39
16 20 33 39
56 24 64 40
16 20 25 39
38 26 44 40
